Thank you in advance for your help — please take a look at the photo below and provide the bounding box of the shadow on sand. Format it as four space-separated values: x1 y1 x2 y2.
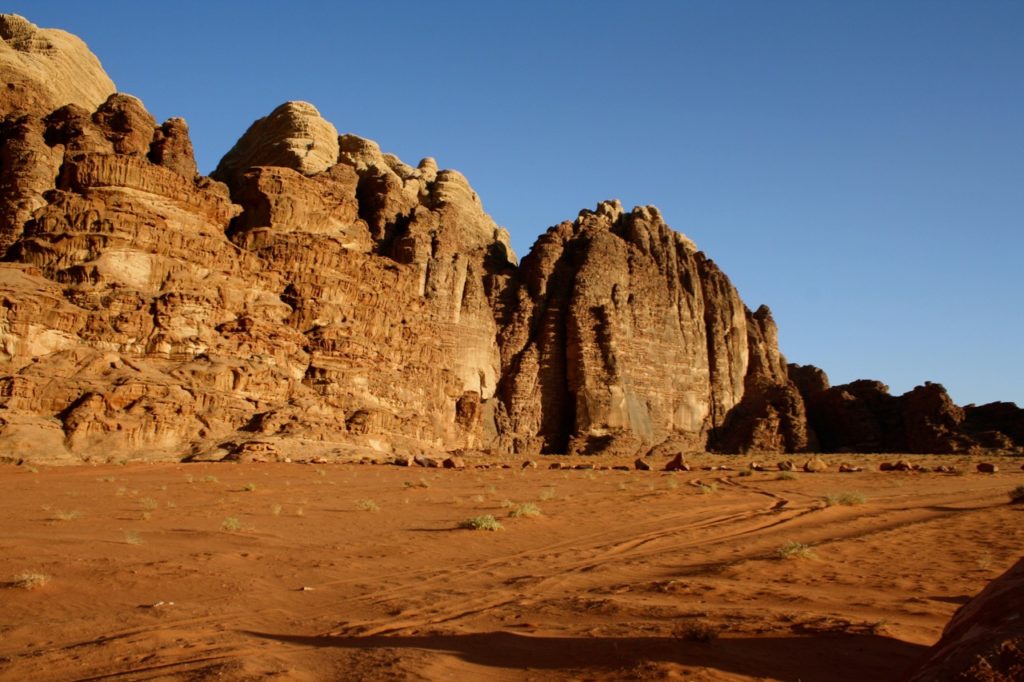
242 628 928 681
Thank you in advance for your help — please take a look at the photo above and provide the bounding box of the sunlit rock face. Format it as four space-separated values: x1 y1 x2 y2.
493 200 805 457
3 14 1019 463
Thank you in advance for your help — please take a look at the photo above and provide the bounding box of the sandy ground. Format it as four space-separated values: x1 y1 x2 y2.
1 453 1022 681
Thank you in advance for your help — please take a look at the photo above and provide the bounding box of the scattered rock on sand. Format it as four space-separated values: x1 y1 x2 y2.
839 463 863 473
442 455 465 469
634 458 652 471
803 457 828 473
777 460 795 471
664 454 689 472
976 462 999 473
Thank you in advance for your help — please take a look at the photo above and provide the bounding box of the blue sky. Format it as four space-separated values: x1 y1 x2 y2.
10 1 1023 406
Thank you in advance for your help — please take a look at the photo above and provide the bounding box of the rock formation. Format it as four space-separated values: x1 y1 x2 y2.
790 368 1024 454
493 201 805 457
0 14 115 116
0 14 1020 463
908 556 1024 681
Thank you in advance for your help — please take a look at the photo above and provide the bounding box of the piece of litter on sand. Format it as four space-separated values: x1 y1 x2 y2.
299 586 314 591
140 601 174 608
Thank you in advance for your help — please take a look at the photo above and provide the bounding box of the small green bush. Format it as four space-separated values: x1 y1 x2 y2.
458 514 504 531
508 503 542 518
776 541 815 560
356 499 380 512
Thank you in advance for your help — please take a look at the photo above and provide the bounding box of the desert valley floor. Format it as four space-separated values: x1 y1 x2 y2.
1 454 1021 681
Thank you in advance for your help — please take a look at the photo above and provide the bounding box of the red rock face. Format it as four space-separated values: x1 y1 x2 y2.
0 14 1019 462
493 201 804 456
907 556 1024 682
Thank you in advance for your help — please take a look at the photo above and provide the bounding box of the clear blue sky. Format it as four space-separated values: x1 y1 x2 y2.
10 1 1023 407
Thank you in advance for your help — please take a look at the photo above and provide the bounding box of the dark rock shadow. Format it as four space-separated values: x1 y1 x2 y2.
241 629 928 681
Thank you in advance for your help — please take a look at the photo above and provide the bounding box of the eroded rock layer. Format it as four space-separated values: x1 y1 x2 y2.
0 14 1020 462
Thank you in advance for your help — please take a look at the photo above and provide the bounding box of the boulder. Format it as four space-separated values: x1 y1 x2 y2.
803 457 828 473
664 453 689 472
907 556 1024 681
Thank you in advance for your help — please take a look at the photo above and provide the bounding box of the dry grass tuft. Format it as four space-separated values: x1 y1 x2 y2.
458 515 504 531
673 620 719 642
508 503 542 518
776 541 816 560
12 572 50 589
824 491 867 506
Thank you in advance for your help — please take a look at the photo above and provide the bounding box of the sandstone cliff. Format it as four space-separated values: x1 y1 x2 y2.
494 200 805 457
0 14 1020 463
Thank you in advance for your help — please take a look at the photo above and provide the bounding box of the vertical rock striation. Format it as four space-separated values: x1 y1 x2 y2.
494 200 806 456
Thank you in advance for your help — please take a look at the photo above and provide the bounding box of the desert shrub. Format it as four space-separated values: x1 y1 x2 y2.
356 499 380 512
242 483 257 492
124 530 143 545
139 497 159 510
776 541 815 559
698 483 717 494
222 517 242 532
538 487 556 501
458 514 504 531
673 620 718 642
508 503 542 518
777 471 798 481
824 491 867 506
52 510 81 521
12 572 49 589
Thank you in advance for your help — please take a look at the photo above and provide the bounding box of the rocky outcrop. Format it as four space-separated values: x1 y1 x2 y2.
493 201 805 457
908 556 1024 681
791 367 1023 454
0 14 1019 463
213 101 340 185
0 14 115 116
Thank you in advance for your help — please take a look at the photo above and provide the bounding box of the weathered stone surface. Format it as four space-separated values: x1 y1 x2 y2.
149 117 198 179
213 101 339 185
908 556 1024 682
494 200 804 457
0 14 115 116
1 17 1019 464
